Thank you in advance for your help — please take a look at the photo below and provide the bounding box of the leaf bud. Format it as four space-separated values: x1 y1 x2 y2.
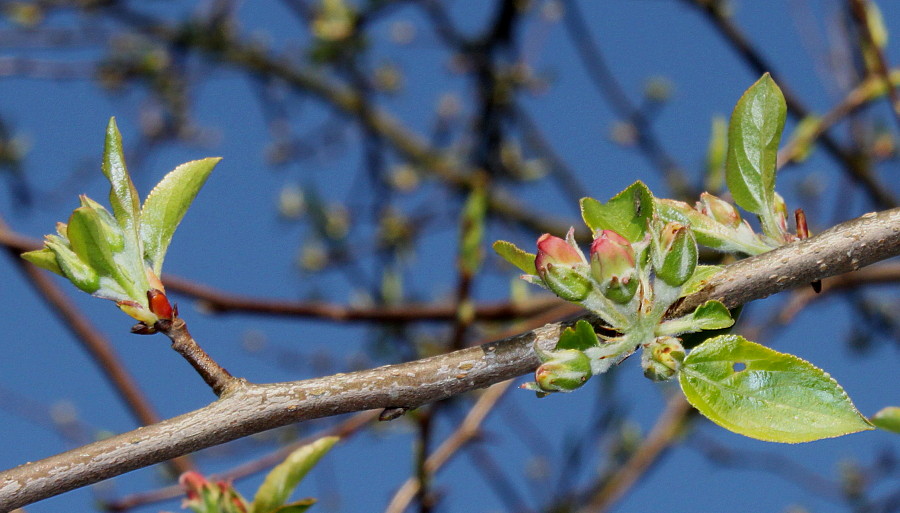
642 336 685 381
590 230 638 303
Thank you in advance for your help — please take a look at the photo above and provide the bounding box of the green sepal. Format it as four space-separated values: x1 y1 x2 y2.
141 157 221 274
555 319 601 351
492 240 537 276
870 407 900 434
21 247 64 276
679 334 874 443
251 437 339 513
580 181 654 243
541 264 592 302
101 117 142 243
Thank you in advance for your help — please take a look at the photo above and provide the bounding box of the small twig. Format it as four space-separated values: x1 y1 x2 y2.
848 0 900 132
155 318 240 397
385 382 512 513
578 394 693 513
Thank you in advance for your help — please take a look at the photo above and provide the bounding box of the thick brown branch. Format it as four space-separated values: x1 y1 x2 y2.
1 207 898 510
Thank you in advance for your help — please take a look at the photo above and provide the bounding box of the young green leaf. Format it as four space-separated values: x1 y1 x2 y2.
690 300 734 330
459 186 487 275
679 335 873 443
580 181 654 243
251 436 338 513
492 240 537 275
101 118 142 242
555 319 601 351
725 73 786 217
141 157 221 274
870 406 900 434
680 265 723 297
20 247 64 276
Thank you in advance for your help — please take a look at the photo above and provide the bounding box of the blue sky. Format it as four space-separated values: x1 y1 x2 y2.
0 2 898 512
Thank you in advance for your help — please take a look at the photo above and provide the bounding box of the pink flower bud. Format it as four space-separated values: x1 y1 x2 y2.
590 230 638 303
534 231 591 301
179 471 211 501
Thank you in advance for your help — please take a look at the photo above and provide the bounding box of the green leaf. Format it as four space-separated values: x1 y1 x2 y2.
679 335 873 443
101 118 142 243
556 319 601 351
680 265 723 297
580 181 654 243
690 300 734 330
140 157 221 274
725 73 786 216
492 240 537 275
21 247 64 276
67 206 124 285
870 406 900 433
251 436 338 513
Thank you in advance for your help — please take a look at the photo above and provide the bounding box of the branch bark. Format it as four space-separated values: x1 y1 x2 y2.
1 207 898 510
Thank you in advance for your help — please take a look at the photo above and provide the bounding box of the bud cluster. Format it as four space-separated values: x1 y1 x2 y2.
180 472 250 513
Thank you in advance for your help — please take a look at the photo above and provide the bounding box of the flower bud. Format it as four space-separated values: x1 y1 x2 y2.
535 232 591 301
590 230 638 303
532 349 592 393
697 192 741 228
653 222 697 287
642 336 685 381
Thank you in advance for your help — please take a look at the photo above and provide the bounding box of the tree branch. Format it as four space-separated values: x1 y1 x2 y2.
1 207 898 510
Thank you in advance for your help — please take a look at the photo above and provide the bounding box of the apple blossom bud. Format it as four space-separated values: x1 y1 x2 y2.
697 192 741 228
535 233 591 301
532 349 592 393
590 230 638 303
654 222 698 287
642 336 685 381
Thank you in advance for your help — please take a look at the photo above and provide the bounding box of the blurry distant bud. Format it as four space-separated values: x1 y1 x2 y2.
312 0 355 42
437 93 462 120
541 0 564 22
644 76 674 102
872 129 895 160
839 459 865 499
590 230 638 304
705 116 727 192
49 400 78 427
390 20 416 45
696 192 741 228
523 348 592 395
277 183 306 220
3 2 43 28
380 268 403 306
240 329 267 354
785 115 820 163
325 203 350 239
610 121 638 146
373 62 403 93
388 164 420 192
535 231 591 301
297 240 328 272
864 2 888 49
447 53 471 74
377 208 413 249
641 336 685 381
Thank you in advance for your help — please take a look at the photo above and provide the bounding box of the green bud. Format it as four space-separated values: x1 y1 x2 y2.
529 349 592 393
641 336 685 381
653 222 698 286
697 192 741 228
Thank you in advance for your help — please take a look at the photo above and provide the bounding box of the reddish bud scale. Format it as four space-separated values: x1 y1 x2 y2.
795 208 809 239
147 289 174 319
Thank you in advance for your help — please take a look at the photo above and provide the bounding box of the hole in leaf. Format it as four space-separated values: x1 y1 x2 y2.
732 362 747 372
